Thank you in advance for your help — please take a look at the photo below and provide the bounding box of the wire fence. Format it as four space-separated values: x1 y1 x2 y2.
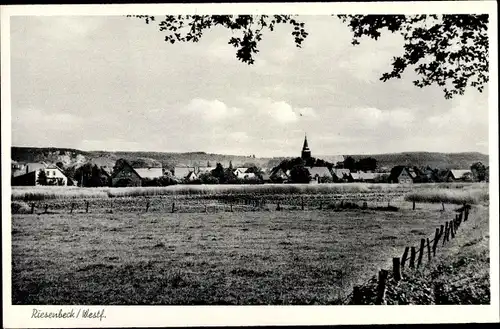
347 204 472 305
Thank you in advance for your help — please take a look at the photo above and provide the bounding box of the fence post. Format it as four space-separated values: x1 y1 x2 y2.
110 200 113 213
432 228 440 256
230 203 233 212
301 197 304 211
417 238 425 268
443 222 449 245
172 202 175 213
86 200 89 213
44 204 48 214
412 200 416 210
70 203 75 214
145 199 150 213
392 258 401 282
426 238 432 263
205 204 208 213
450 220 455 239
439 224 444 238
401 247 410 268
31 203 35 214
441 202 445 211
277 202 281 211
376 269 388 305
352 286 362 305
319 200 323 210
409 247 416 269
464 208 469 221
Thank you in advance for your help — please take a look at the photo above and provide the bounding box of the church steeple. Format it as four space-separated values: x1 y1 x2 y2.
301 134 311 160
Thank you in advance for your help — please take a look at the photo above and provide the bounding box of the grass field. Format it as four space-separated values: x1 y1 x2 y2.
12 204 477 305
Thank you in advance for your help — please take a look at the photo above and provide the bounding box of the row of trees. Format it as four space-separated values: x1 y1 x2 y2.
337 156 378 172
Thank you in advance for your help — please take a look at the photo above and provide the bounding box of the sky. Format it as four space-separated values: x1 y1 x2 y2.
9 15 490 157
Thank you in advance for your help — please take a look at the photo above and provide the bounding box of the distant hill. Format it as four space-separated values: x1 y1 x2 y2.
347 152 489 170
11 147 488 172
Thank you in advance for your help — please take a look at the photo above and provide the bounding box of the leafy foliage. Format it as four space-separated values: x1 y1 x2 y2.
129 15 308 65
36 169 48 186
131 14 488 98
339 14 489 99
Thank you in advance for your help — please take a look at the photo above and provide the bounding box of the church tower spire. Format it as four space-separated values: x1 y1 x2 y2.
301 134 311 160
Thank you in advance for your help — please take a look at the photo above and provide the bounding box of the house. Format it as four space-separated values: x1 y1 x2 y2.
388 166 414 184
11 162 68 186
351 171 378 182
12 162 47 178
134 167 163 180
233 167 249 177
196 166 213 175
450 169 473 182
271 168 289 182
261 173 271 183
111 161 143 187
185 171 198 181
305 166 332 184
332 169 352 182
174 166 196 180
236 172 256 180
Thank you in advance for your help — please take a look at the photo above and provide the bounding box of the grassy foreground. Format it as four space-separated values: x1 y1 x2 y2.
348 205 490 305
11 205 462 305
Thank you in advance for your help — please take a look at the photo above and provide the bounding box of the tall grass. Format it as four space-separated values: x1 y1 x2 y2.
404 187 489 205
11 182 488 201
11 186 109 201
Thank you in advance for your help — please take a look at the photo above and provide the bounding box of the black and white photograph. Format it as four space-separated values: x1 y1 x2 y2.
1 1 499 327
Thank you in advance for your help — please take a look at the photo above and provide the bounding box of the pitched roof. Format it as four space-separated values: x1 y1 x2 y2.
134 167 163 179
450 169 472 179
236 172 256 179
332 169 351 178
111 160 141 179
174 167 195 179
305 166 332 178
351 172 378 180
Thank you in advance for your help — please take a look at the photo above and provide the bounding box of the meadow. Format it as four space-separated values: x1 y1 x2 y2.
10 182 490 305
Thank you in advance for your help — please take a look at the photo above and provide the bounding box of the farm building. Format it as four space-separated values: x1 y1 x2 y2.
271 168 289 182
185 171 198 181
196 166 213 175
388 166 414 184
11 162 47 178
134 167 163 180
305 166 332 184
111 161 143 187
11 163 68 186
444 169 474 182
236 172 256 180
174 166 196 180
351 171 378 182
332 169 352 182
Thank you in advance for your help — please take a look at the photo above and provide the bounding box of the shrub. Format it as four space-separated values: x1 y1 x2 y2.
11 201 31 214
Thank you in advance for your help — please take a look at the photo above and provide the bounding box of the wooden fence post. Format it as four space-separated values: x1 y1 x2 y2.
31 203 35 214
412 200 416 210
70 203 75 214
109 200 113 213
441 202 445 211
301 197 304 210
145 199 150 213
439 224 444 238
277 202 281 211
417 238 425 268
319 200 323 210
426 238 432 262
352 286 362 305
172 202 175 213
44 204 48 214
409 247 416 269
86 200 89 213
443 222 449 245
450 220 455 239
464 208 469 221
401 247 410 268
392 258 401 282
432 228 440 256
376 269 388 305
205 204 208 213
230 203 233 212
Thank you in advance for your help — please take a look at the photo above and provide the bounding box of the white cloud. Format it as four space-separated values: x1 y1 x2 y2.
184 98 243 122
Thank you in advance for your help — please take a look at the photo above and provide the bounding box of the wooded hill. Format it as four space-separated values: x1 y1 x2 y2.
11 147 488 171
